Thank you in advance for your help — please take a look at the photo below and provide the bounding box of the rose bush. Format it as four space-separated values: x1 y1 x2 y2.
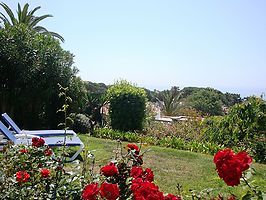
0 139 265 199
0 137 84 199
81 143 181 200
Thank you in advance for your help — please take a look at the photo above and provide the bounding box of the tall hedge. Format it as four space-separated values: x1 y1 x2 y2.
107 80 147 131
0 24 79 129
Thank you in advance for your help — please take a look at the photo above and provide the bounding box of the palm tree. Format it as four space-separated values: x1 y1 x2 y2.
157 86 183 116
0 2 64 42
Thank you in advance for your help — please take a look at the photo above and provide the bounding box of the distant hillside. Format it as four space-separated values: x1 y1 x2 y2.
85 81 242 116
85 81 108 94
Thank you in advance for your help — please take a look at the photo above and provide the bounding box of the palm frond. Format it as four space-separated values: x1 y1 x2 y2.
20 3 30 23
17 3 22 22
33 25 49 33
25 5 40 23
27 5 41 16
0 13 11 25
29 14 52 28
0 2 17 25
47 31 65 42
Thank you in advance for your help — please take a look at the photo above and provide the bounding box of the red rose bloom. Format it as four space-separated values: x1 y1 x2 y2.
32 137 45 147
82 183 99 200
44 148 53 156
214 149 252 187
16 171 30 183
131 178 143 191
100 182 119 200
164 194 181 200
130 166 143 179
229 196 235 200
40 169 50 178
131 180 164 200
127 143 140 154
214 148 235 165
144 168 154 182
19 149 28 153
101 162 118 177
235 151 252 171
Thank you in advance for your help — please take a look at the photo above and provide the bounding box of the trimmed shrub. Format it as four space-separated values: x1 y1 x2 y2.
70 113 91 134
107 80 147 131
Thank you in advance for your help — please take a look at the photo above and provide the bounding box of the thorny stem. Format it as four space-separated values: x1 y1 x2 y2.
242 175 257 195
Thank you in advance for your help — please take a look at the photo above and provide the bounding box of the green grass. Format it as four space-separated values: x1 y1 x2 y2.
79 135 266 197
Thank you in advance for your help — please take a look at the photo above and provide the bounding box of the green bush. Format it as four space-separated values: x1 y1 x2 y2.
107 80 147 131
0 24 77 129
202 96 266 163
70 113 91 134
93 127 224 156
0 142 83 199
93 128 140 142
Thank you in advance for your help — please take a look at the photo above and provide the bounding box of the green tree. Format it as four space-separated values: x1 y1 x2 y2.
202 96 266 163
0 2 64 42
68 76 88 114
85 81 108 94
156 86 182 116
107 80 147 131
84 92 107 128
188 88 223 116
222 92 242 107
0 24 75 129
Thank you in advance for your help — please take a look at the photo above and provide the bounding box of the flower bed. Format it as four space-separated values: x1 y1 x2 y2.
0 138 265 199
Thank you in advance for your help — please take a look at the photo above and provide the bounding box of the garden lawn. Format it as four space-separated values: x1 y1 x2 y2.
78 135 266 197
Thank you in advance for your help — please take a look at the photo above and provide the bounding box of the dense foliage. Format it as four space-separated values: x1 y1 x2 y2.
107 80 147 131
0 24 79 129
202 96 266 163
93 127 224 155
70 113 92 134
187 88 224 116
146 86 242 116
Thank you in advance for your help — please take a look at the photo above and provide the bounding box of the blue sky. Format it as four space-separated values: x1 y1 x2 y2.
1 1 266 97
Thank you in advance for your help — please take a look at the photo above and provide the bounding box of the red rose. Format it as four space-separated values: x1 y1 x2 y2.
101 163 118 177
214 148 235 165
16 171 30 183
235 151 252 171
131 178 143 192
32 137 45 147
132 180 164 200
144 168 154 182
164 194 182 200
40 169 50 178
127 143 140 154
130 166 143 179
229 196 235 200
100 182 119 200
82 183 99 200
214 149 252 187
44 148 53 156
19 149 28 153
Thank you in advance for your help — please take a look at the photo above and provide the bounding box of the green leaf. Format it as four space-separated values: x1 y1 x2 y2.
242 191 252 200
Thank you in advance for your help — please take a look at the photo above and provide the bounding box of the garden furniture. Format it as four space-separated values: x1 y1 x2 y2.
0 121 84 161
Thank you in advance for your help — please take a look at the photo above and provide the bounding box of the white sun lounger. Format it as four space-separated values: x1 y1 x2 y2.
2 113 76 137
0 121 84 161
